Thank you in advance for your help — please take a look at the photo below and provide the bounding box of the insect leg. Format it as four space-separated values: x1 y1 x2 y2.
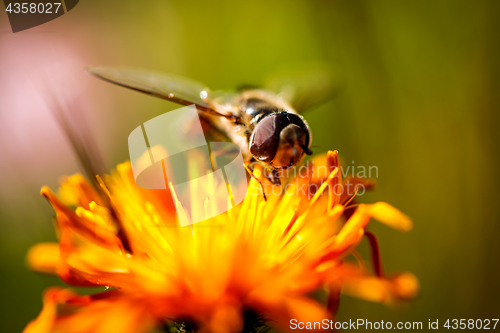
244 161 267 201
267 168 282 186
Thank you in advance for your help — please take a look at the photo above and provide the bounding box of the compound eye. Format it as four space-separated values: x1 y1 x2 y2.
249 113 289 162
286 113 311 148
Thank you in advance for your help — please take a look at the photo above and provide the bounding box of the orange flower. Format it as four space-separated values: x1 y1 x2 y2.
24 150 417 333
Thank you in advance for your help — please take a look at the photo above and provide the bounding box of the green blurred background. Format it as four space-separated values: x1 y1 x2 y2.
1 0 499 331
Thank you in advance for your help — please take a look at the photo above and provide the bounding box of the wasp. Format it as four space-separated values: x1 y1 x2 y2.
87 66 334 185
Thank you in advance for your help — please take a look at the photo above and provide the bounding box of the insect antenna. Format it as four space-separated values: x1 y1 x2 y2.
301 145 313 155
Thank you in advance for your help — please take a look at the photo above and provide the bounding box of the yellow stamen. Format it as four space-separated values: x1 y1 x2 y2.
310 168 339 207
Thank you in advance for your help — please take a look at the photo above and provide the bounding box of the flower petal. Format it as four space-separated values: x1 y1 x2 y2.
340 264 419 304
23 288 79 333
24 289 156 333
41 187 123 250
367 202 413 232
327 150 343 208
26 243 60 275
267 296 330 331
58 174 104 208
206 303 243 333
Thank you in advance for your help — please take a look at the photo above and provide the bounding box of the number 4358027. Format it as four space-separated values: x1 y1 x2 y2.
444 319 498 330
5 3 62 14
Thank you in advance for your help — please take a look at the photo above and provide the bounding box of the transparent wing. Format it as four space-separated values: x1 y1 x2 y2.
199 116 231 143
263 62 337 113
87 66 234 119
